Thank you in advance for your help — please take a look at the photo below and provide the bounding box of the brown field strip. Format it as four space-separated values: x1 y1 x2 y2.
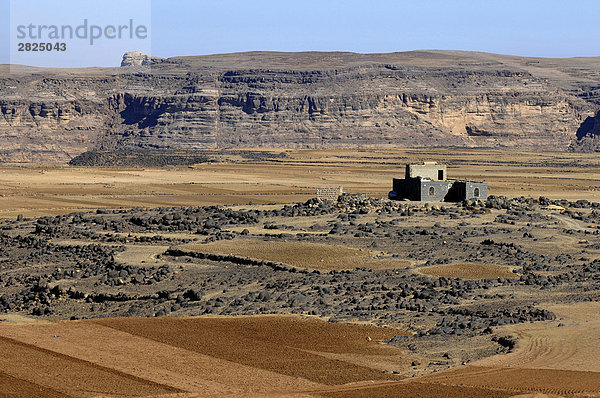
0 319 324 396
94 316 406 386
183 240 411 270
419 366 600 397
318 380 510 398
0 370 69 398
0 315 598 397
0 335 180 397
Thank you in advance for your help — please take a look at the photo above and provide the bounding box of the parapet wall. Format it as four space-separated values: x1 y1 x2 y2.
406 164 447 181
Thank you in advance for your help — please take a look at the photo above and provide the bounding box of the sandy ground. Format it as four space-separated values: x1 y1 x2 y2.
475 302 600 373
114 245 171 268
0 148 598 219
410 302 600 397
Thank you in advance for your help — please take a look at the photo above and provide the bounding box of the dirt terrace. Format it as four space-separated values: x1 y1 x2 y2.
1 311 598 397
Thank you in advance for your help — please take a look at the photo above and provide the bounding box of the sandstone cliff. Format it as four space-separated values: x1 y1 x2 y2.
1 50 600 162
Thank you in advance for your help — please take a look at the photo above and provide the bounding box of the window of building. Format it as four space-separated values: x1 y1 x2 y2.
474 187 480 197
429 186 435 196
438 170 444 180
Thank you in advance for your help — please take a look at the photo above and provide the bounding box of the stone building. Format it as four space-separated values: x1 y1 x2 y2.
389 162 487 202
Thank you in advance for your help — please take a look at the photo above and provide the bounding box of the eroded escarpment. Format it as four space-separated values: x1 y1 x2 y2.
2 50 600 162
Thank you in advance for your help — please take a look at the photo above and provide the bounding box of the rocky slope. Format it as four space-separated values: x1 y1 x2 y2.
1 50 600 162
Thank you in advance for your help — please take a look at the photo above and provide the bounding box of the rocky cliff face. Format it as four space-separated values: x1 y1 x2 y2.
1 50 600 162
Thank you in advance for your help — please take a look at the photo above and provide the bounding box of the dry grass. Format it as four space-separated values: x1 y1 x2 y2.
417 263 517 280
113 245 170 268
183 240 411 270
0 149 598 219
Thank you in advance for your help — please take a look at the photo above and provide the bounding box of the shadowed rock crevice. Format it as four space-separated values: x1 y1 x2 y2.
571 111 600 152
575 111 600 139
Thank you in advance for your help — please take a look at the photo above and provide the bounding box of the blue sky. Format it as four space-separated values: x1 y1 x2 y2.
2 0 600 66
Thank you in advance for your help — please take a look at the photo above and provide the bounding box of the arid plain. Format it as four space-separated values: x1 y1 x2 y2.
1 148 599 217
0 148 599 398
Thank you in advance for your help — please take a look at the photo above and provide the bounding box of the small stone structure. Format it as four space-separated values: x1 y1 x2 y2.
316 186 343 201
389 162 487 202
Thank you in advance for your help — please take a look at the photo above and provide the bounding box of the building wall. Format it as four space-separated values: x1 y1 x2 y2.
392 179 488 202
405 164 447 181
448 181 488 201
464 182 488 201
392 178 421 201
419 181 454 201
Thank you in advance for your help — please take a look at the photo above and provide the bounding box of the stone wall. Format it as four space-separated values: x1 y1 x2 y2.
419 181 454 201
393 178 487 202
316 186 343 202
